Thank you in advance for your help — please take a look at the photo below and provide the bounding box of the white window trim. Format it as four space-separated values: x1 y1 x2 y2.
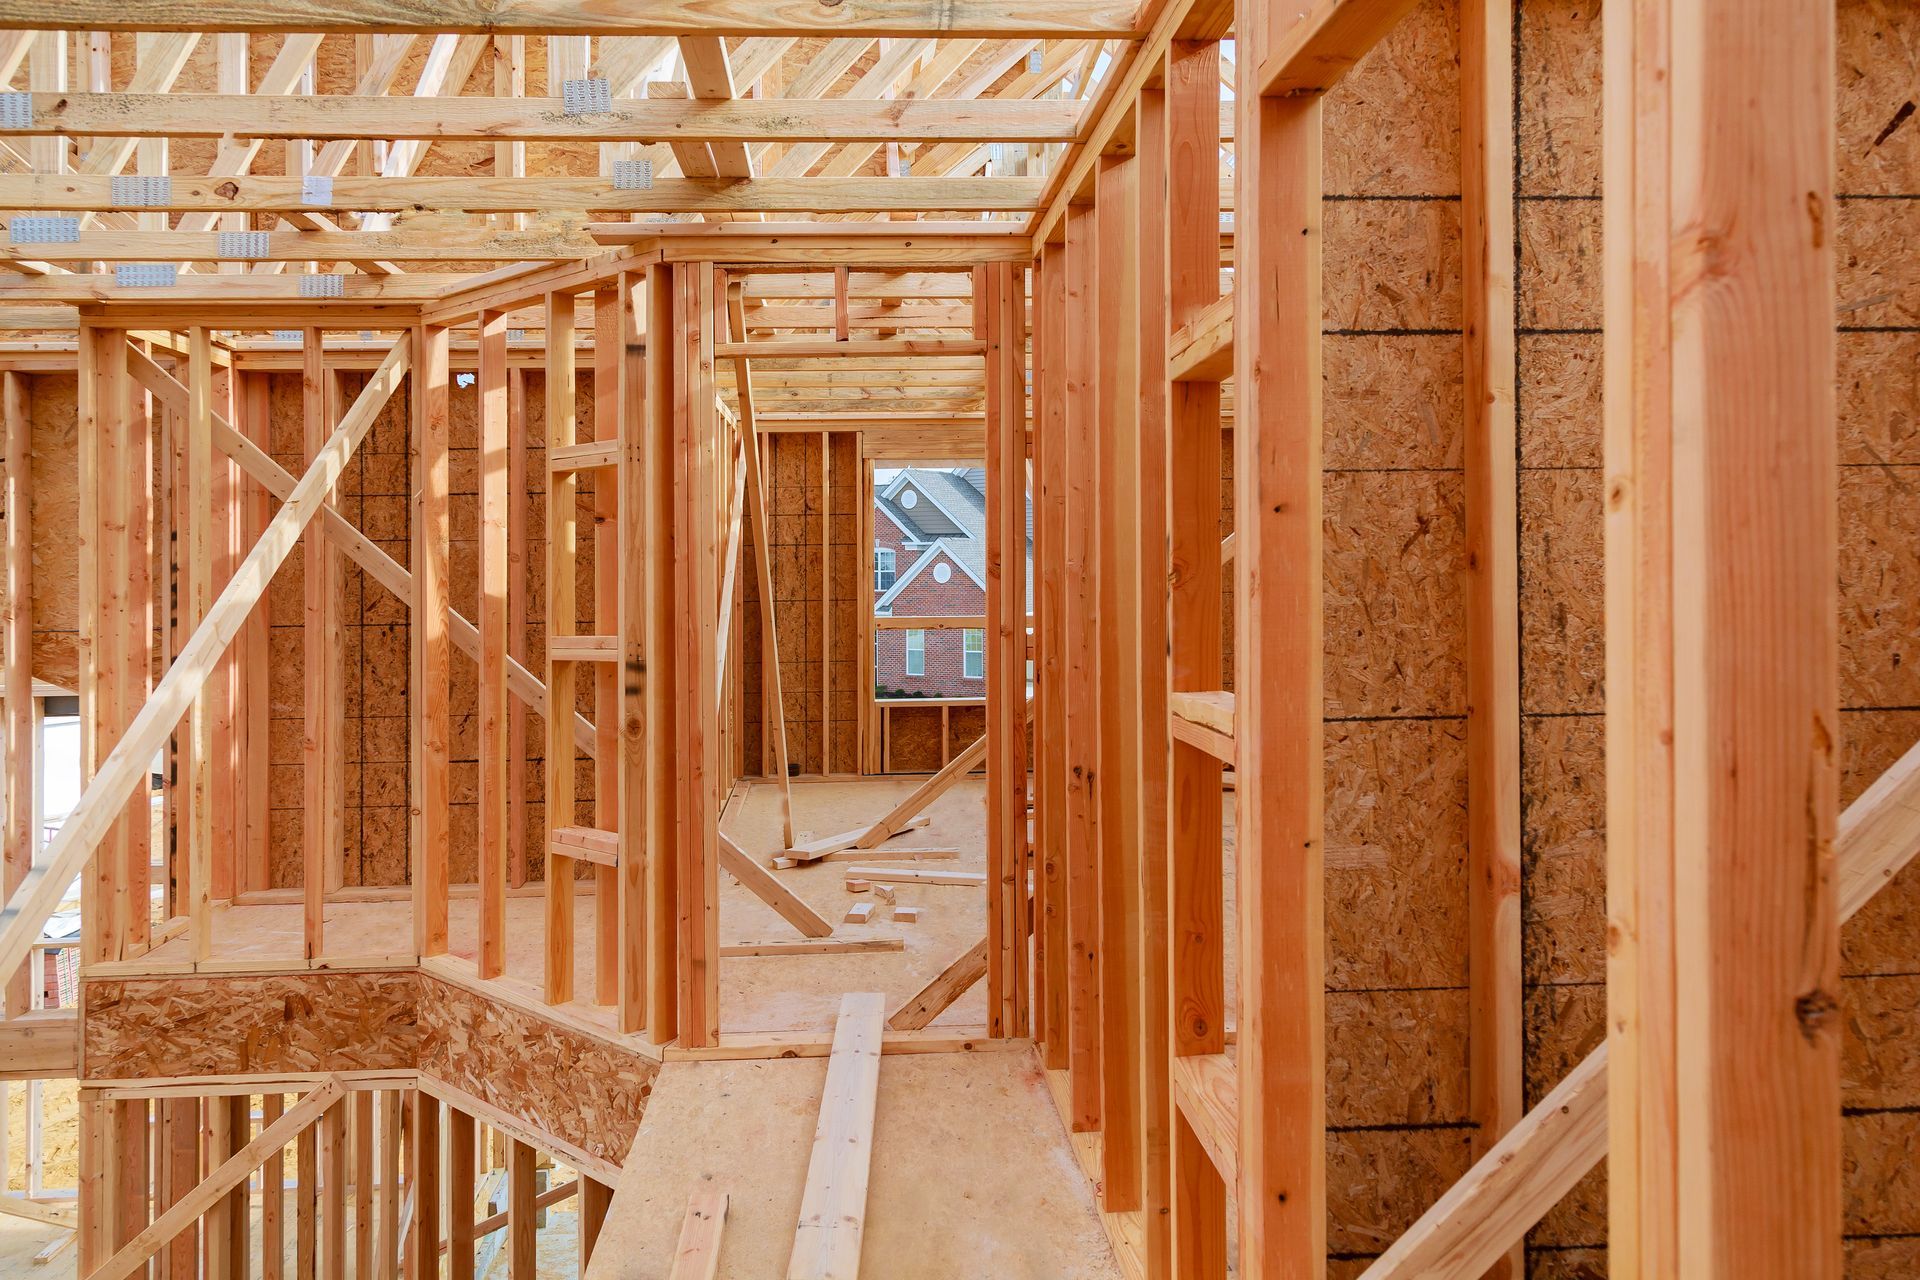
905 629 926 677
963 628 984 680
875 546 896 592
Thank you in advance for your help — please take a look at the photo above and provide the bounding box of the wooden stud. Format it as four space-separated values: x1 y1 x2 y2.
354 1090 376 1280
593 284 623 1006
507 366 530 889
448 1106 476 1280
1164 36 1228 1280
413 324 453 960
543 290 579 1006
579 1176 613 1270
301 327 339 960
982 260 1029 1042
1460 5 1522 1278
507 1140 535 1280
2 370 30 1012
322 1097 347 1280
1060 201 1102 1135
1603 0 1841 1273
477 310 511 979
411 1094 441 1280
262 1093 285 1280
296 1116 317 1280
1232 19 1326 1274
638 265 679 1041
1092 151 1143 1211
378 1090 402 1280
667 1189 729 1280
672 263 722 1048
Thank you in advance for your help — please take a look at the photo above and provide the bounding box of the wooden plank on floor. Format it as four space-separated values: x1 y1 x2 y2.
886 936 987 1031
666 1188 729 1280
786 992 885 1279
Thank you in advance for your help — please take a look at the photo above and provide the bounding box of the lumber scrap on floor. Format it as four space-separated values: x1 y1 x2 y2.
667 1188 730 1280
786 992 885 1279
717 833 835 939
887 936 989 1031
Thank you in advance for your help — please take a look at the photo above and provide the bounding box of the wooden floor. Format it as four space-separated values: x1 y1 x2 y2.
131 777 993 1038
584 1048 1122 1280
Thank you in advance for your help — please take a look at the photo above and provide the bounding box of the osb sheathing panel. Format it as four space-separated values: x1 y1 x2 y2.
884 704 946 774
82 972 421 1079
740 430 864 778
1515 0 1920 1267
1317 0 1470 1261
82 971 655 1167
19 373 80 692
416 975 656 1168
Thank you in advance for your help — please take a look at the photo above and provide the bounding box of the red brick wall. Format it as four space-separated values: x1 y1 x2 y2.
874 553 985 697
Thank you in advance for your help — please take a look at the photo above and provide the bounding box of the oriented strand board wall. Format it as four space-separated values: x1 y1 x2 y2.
1515 3 1920 1274
15 373 81 693
740 430 864 777
1318 2 1476 1270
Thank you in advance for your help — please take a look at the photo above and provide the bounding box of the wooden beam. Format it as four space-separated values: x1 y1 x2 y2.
1060 201 1102 1136
1164 35 1228 1280
477 312 510 979
0 0 1144 36
639 265 679 1042
1253 0 1422 98
0 336 409 986
1605 0 1840 1272
413 324 452 960
1 370 29 1012
715 834 834 940
666 1189 729 1280
1233 2 1326 1270
786 991 885 1279
543 291 579 1006
0 1010 76 1078
301 328 342 960
981 261 1028 1041
886 936 987 1031
1460 5 1521 1278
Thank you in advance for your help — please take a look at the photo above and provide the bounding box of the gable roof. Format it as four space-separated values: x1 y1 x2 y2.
873 539 987 613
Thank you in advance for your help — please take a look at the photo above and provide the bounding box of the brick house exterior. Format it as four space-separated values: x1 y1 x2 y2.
871 468 1027 699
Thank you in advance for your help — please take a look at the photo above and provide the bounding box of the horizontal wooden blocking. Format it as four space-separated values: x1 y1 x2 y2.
1172 1053 1238 1186
787 992 885 1280
549 826 619 867
548 634 619 663
1168 690 1235 765
546 440 622 472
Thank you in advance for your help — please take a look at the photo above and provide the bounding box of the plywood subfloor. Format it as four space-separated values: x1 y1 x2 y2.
130 778 990 1039
586 1047 1120 1280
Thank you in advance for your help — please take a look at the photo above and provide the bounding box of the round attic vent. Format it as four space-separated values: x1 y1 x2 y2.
900 490 918 509
933 562 952 583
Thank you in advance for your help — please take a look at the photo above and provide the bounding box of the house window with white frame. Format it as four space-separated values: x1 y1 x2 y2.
875 547 896 592
964 628 984 680
905 629 926 677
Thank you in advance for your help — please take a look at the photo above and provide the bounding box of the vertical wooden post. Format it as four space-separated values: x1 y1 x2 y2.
302 329 342 958
1461 4 1523 1277
262 1092 285 1280
77 1089 105 1272
507 367 530 889
2 369 32 1012
224 1095 249 1279
187 329 216 962
638 266 679 1041
159 1097 201 1280
1060 202 1103 1134
124 335 153 955
507 1139 536 1280
296 1115 317 1280
982 261 1030 1043
113 1098 149 1252
413 325 452 960
1093 149 1143 1211
410 1093 441 1280
322 1096 347 1280
593 284 622 1005
579 1176 613 1270
354 1089 376 1280
1604 1 1840 1275
672 263 721 1047
543 291 579 1005
1033 242 1069 1064
238 371 273 897
1164 35 1227 1280
447 1106 476 1280
1233 12 1326 1275
477 311 511 979
377 1090 401 1280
